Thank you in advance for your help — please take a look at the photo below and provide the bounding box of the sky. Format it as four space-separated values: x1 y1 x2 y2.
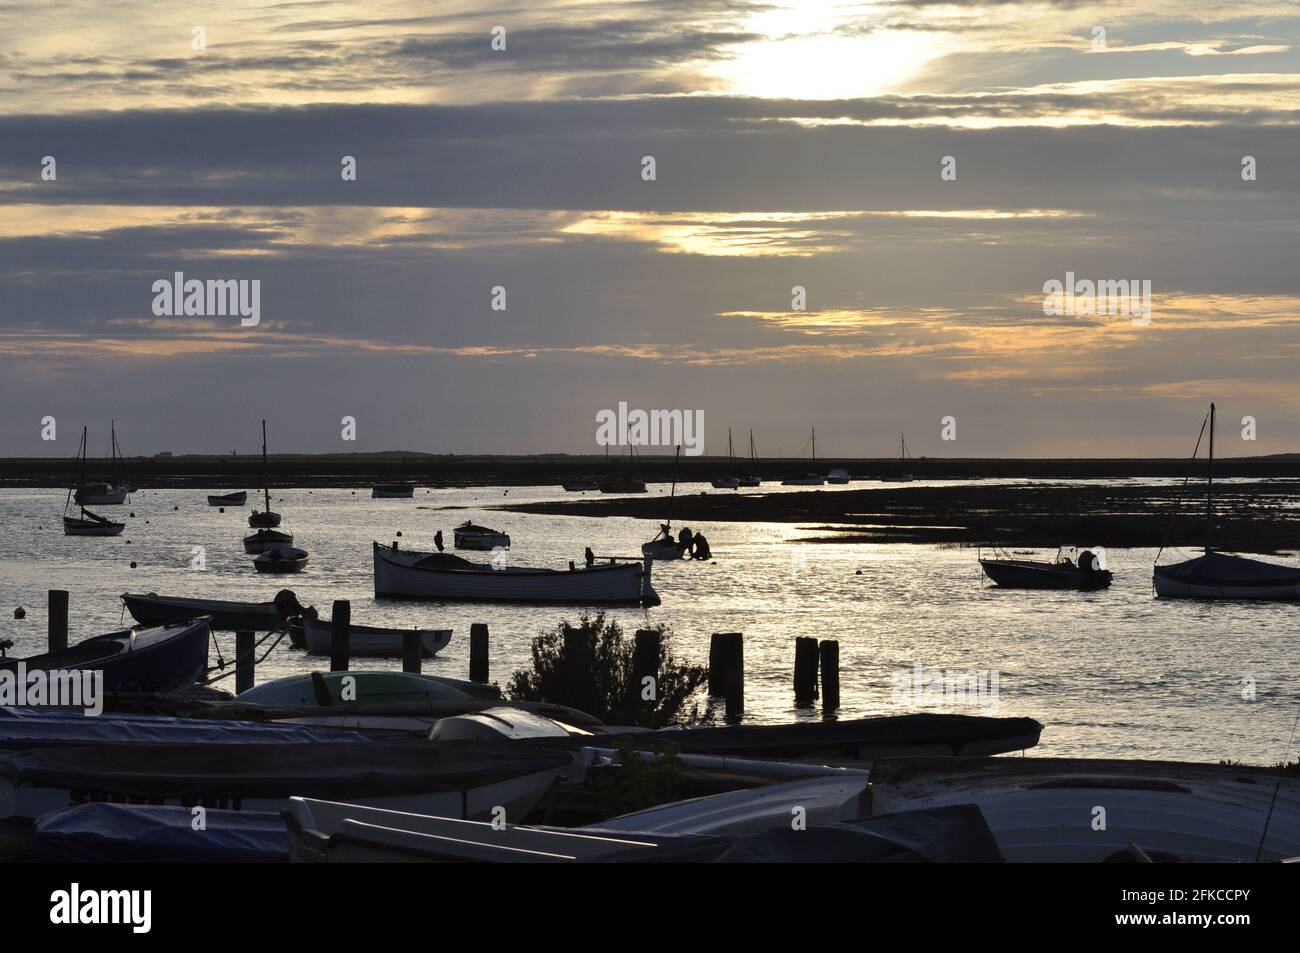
1 0 1299 458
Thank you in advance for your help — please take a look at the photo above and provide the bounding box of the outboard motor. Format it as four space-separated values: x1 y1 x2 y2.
1078 550 1098 573
272 588 304 620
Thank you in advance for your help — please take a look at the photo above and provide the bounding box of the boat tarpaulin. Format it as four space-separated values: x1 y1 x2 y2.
0 710 366 749
0 740 574 800
595 805 1004 863
1156 551 1300 585
33 803 287 863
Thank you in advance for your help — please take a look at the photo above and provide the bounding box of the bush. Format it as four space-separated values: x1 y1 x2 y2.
506 612 711 727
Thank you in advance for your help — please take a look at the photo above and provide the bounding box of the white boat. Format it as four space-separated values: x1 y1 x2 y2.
1154 403 1300 599
825 468 851 484
73 421 132 504
62 427 127 536
253 546 309 574
737 430 761 486
372 483 415 499
589 774 870 836
301 617 451 658
243 528 293 554
453 521 510 550
880 433 914 482
284 790 664 864
641 537 685 561
429 708 577 742
375 542 659 605
867 757 1300 863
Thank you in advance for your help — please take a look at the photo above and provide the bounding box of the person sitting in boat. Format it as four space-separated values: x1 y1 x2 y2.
585 546 595 567
690 533 711 560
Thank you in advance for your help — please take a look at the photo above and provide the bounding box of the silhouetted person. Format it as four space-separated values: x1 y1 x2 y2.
692 533 711 560
678 527 694 552
585 546 595 567
434 530 444 552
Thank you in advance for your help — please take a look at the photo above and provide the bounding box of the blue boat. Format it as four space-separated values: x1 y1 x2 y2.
0 619 209 694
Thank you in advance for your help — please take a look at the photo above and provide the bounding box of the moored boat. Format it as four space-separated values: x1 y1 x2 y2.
121 591 302 631
73 421 132 504
253 546 309 574
880 433 914 482
598 477 647 493
980 548 1112 591
63 513 125 537
248 419 282 527
561 479 599 492
374 542 659 605
208 491 247 506
0 619 209 695
244 528 293 553
372 483 416 499
824 467 851 484
236 671 500 706
453 521 511 550
300 617 451 658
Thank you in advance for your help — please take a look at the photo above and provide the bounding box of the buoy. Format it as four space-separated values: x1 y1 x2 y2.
13 607 25 620
129 561 137 568
174 505 178 510
397 531 403 537
219 507 225 513
130 512 136 517
126 539 132 544
855 569 862 575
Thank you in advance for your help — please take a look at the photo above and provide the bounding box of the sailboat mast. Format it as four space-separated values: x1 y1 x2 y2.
262 419 271 513
1206 402 1215 551
79 427 88 517
812 427 816 462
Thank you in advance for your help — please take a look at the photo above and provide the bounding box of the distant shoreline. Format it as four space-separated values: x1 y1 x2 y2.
4 453 1300 489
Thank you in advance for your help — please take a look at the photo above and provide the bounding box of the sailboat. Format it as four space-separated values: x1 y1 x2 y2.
598 443 647 493
710 429 741 489
782 427 824 486
737 431 761 487
1154 403 1300 600
63 427 126 537
247 420 282 528
74 421 132 505
643 447 688 560
881 434 914 482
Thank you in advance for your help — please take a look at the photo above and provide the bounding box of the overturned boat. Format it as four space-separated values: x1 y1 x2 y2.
980 547 1112 591
374 542 659 605
0 619 208 695
122 591 302 631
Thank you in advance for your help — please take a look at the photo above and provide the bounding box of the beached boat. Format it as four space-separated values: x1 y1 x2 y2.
0 740 579 822
980 547 1112 591
453 521 510 550
208 491 247 506
243 528 293 554
374 542 659 605
62 427 126 536
300 617 451 658
236 671 500 706
121 591 302 631
372 483 415 499
561 479 599 492
598 477 647 494
867 757 1300 863
253 546 309 574
880 433 914 482
825 467 851 484
248 419 282 528
1154 403 1300 599
73 421 132 505
0 619 208 695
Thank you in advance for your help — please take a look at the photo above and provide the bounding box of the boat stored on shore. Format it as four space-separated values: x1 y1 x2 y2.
0 619 209 695
373 542 660 605
121 591 302 631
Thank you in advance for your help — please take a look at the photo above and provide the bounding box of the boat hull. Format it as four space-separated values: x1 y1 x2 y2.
208 492 247 506
63 516 125 537
454 530 511 550
249 511 282 528
244 529 293 554
374 543 659 605
121 593 290 632
254 548 308 574
372 485 415 499
710 478 740 489
302 618 451 658
75 486 129 505
980 559 1112 591
1153 551 1300 600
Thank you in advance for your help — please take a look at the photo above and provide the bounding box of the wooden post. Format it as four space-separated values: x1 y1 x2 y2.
632 629 661 727
330 599 350 672
794 636 819 706
402 631 422 674
47 589 68 652
562 627 593 714
469 623 489 683
819 640 840 712
723 633 744 722
708 632 739 696
235 630 255 694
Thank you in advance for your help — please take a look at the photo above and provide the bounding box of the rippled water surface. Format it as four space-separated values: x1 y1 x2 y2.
2 483 1298 765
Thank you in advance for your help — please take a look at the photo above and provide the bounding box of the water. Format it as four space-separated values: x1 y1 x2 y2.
2 483 1297 765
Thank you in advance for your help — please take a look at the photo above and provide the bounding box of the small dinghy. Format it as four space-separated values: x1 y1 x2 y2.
561 479 599 492
980 547 1112 591
453 521 511 550
0 619 209 695
244 528 293 554
62 512 125 537
253 546 308 574
299 617 451 658
248 509 282 528
74 483 129 506
0 740 579 822
121 590 301 631
374 542 659 605
598 477 647 494
824 468 851 485
372 483 416 499
208 491 247 506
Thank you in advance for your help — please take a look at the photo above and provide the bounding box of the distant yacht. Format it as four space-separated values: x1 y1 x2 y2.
711 428 741 489
737 430 761 486
74 421 132 505
825 468 851 484
63 427 125 536
782 427 824 486
248 420 282 528
1154 403 1300 600
880 434 914 482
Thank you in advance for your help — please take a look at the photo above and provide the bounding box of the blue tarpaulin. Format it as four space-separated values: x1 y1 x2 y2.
33 803 288 863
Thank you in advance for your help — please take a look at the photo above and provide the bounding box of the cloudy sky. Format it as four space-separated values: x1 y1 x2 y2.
2 0 1298 458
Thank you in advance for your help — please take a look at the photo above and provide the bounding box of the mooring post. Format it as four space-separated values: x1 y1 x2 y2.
794 636 819 706
469 623 489 683
330 599 350 672
722 632 744 722
709 632 740 696
235 630 255 694
819 639 840 712
47 589 68 652
632 629 661 727
402 631 422 674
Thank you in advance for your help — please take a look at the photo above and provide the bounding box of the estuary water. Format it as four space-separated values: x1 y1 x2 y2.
1 482 1297 766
